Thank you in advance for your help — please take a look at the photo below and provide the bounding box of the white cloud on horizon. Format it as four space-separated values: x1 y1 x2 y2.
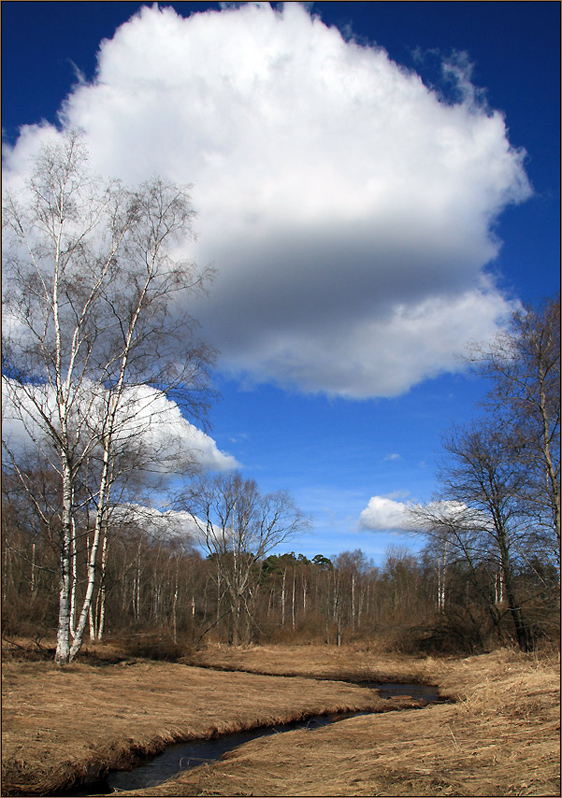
124 385 239 473
2 2 532 398
124 504 247 553
359 495 412 531
112 504 202 542
359 494 485 533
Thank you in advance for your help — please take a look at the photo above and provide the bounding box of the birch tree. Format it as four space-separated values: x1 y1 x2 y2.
2 132 214 664
178 472 308 644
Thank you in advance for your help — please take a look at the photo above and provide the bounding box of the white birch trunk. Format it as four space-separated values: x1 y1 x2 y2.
281 568 286 628
55 462 74 665
291 568 296 630
96 531 109 641
68 443 111 661
69 517 77 638
30 542 36 595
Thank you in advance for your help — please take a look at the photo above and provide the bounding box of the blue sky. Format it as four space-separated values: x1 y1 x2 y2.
2 2 560 564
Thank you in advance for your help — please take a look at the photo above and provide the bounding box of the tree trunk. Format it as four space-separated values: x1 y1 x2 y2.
68 449 111 661
495 563 505 605
281 568 286 628
96 531 109 641
69 518 77 638
135 544 142 622
172 588 178 644
291 567 296 630
30 542 36 595
498 534 533 651
231 591 241 645
55 464 74 666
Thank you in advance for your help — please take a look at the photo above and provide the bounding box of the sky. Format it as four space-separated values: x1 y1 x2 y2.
2 1 560 565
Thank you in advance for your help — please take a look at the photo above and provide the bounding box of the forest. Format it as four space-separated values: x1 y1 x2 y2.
2 512 560 658
2 134 560 663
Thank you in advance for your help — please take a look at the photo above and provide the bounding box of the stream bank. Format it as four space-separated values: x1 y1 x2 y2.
56 682 446 796
3 645 557 797
4 656 430 797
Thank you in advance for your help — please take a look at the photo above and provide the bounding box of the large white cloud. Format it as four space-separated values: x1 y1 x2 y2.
120 385 239 473
2 3 532 398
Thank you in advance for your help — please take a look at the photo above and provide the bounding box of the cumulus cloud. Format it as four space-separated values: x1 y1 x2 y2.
2 3 532 398
1 378 238 475
114 503 236 552
359 494 488 533
121 385 239 473
359 495 412 531
112 504 203 543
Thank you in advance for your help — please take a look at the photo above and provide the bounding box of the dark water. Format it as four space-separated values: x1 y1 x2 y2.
358 682 442 702
77 713 361 795
62 682 442 795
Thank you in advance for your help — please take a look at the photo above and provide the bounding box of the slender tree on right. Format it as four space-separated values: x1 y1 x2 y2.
412 296 560 651
472 296 560 566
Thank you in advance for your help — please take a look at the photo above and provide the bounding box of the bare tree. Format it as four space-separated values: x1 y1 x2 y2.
471 296 560 564
2 132 215 664
411 499 507 643
330 550 370 643
178 472 309 645
409 297 560 652
413 422 534 650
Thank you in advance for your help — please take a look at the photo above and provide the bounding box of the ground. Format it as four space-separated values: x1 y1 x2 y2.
1 640 559 796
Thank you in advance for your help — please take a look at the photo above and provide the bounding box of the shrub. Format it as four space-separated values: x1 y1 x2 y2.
118 632 188 661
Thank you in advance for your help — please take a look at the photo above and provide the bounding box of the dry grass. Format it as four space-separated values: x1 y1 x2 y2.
2 641 559 797
126 647 560 797
1 642 393 796
186 642 434 684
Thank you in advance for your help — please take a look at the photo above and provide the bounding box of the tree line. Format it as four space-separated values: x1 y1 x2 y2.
2 134 559 661
3 488 559 655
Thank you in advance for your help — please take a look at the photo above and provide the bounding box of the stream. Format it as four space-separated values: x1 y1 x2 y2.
62 682 443 795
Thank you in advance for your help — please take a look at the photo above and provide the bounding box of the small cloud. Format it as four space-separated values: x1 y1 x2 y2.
359 496 410 531
359 495 485 534
67 59 88 86
229 432 249 444
384 453 401 462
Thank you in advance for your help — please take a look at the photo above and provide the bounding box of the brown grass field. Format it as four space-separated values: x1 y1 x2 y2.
1 640 560 797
